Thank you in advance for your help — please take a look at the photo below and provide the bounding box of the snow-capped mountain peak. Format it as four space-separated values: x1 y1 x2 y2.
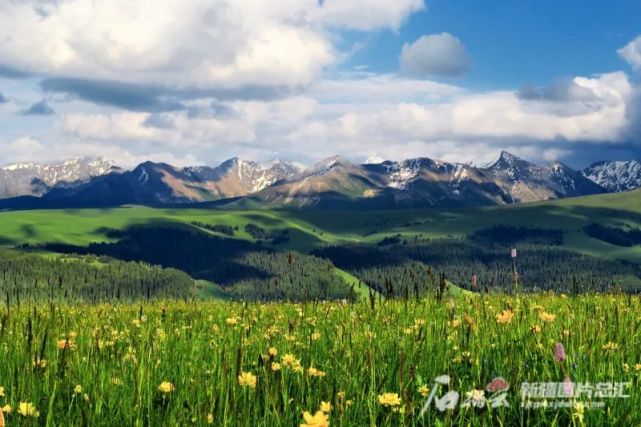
583 160 641 192
0 157 120 198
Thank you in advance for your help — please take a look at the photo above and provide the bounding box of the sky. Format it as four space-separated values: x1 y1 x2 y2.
0 0 640 169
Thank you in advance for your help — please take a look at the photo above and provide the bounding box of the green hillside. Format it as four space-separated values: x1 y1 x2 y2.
1 189 641 261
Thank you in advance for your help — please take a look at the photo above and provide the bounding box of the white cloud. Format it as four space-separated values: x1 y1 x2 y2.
320 0 424 31
0 1 637 169
60 112 159 142
309 74 462 103
52 72 635 165
0 0 424 90
5 136 45 162
400 33 470 77
618 35 641 70
276 72 635 161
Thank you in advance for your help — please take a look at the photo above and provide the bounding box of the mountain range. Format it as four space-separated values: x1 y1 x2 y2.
0 157 119 199
0 152 639 210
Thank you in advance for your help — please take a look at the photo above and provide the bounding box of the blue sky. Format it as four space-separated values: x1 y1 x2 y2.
0 0 640 168
343 0 641 88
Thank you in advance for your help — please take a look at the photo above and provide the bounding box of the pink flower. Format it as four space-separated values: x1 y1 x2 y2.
554 343 566 362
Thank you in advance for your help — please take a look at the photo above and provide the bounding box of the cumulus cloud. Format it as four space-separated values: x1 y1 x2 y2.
50 72 636 166
0 1 328 89
0 1 638 169
5 136 45 162
60 112 160 142
0 0 425 92
618 35 641 70
22 99 55 115
309 72 631 150
400 33 470 77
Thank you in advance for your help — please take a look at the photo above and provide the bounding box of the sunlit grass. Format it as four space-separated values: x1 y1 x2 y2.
0 293 638 425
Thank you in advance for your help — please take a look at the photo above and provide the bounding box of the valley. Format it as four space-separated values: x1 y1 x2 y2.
1 188 641 302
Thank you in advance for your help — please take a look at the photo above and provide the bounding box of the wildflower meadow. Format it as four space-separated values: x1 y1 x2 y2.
0 293 639 426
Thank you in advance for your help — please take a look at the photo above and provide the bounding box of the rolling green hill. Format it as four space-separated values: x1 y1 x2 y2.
1 189 641 261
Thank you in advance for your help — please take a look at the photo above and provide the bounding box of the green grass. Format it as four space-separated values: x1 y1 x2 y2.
0 294 638 426
2 190 641 261
1 194 640 425
334 268 374 300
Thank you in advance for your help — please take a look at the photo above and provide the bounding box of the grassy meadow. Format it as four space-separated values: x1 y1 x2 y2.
0 293 639 426
1 192 641 425
2 188 641 259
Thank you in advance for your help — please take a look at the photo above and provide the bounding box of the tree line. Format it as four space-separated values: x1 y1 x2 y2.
0 248 193 306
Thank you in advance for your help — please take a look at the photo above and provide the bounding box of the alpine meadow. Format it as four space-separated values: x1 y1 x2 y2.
1 1 641 426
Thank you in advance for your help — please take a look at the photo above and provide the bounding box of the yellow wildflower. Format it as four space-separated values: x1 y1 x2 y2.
158 381 175 393
602 342 619 352
282 353 297 367
573 401 585 422
378 392 401 407
74 385 83 395
18 402 39 418
300 410 329 427
271 362 282 372
463 314 475 330
307 367 326 378
320 401 331 413
0 387 4 397
268 347 278 356
539 312 556 322
2 404 11 414
207 413 214 424
293 362 304 373
418 385 430 397
57 339 75 350
495 309 515 324
238 372 257 389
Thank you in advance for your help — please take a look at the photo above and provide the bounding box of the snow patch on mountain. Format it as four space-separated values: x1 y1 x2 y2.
0 157 120 198
383 159 423 190
583 160 641 192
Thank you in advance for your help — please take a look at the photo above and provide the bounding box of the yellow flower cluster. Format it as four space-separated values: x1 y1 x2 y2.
238 372 257 389
378 392 401 407
307 367 326 378
539 311 556 322
496 309 515 324
18 402 39 418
